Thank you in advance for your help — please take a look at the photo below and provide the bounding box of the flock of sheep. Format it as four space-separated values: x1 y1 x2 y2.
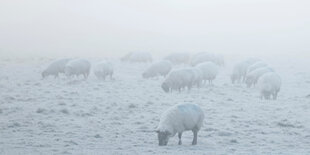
231 58 282 100
41 51 282 146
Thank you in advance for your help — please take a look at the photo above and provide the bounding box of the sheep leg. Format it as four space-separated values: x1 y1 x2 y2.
178 132 182 145
192 129 198 145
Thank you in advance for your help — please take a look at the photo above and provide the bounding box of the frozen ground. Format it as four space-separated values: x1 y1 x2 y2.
0 56 310 154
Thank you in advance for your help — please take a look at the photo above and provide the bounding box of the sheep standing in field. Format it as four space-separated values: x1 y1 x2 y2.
164 52 190 65
93 61 113 80
65 59 91 79
142 60 172 79
42 58 71 79
257 72 281 100
156 103 204 146
191 52 224 66
121 52 152 63
196 62 219 85
161 68 195 93
246 61 268 75
245 67 274 88
231 58 261 84
230 62 246 84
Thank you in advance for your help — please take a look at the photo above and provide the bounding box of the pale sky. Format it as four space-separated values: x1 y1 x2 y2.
0 0 309 58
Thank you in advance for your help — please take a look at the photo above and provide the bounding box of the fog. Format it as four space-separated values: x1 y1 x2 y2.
0 0 309 59
1 1 310 154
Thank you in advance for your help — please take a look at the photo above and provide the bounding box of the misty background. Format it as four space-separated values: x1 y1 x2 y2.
0 0 309 59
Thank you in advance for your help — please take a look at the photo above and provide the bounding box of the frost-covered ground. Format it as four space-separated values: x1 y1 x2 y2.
0 56 310 154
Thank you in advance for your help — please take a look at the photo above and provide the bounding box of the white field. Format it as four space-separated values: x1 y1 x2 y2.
0 56 309 154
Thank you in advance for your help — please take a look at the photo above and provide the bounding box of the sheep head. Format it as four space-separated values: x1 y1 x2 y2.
156 130 171 146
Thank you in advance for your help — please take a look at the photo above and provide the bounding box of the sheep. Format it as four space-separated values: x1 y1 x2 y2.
93 61 113 80
230 62 246 84
245 67 274 88
156 103 204 146
230 58 261 84
121 52 152 63
191 52 224 66
64 59 91 79
142 60 172 79
42 58 71 79
246 61 268 75
257 72 281 100
164 52 190 65
196 62 219 85
161 68 195 93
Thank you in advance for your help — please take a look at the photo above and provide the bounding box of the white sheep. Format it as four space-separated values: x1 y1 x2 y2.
196 62 219 85
64 59 91 79
257 72 281 100
245 67 274 88
93 61 114 80
164 52 190 65
156 103 204 146
161 68 195 93
42 58 71 79
230 58 261 84
142 60 172 79
230 62 247 84
191 52 224 66
121 52 152 63
246 61 268 75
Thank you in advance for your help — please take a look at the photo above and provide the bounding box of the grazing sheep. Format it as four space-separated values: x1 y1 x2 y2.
246 61 268 75
142 60 172 79
94 61 113 80
161 68 195 93
121 52 152 63
191 52 224 66
42 58 71 79
156 103 204 146
164 52 190 65
231 58 261 84
196 62 219 85
257 72 281 100
65 59 91 79
231 61 248 84
245 67 274 88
